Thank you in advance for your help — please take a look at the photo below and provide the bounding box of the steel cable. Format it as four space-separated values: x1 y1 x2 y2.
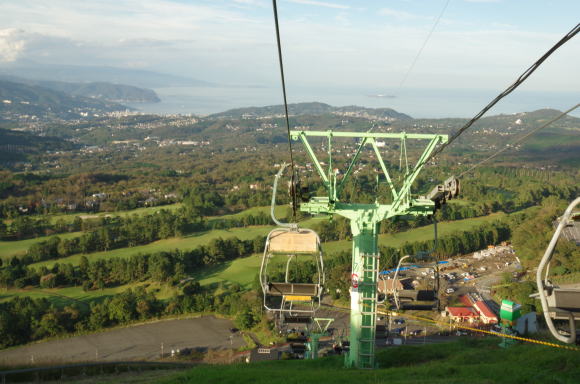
424 22 580 165
396 0 451 94
272 0 298 222
457 103 579 178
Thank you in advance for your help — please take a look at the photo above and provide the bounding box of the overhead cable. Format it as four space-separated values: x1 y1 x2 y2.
396 0 451 94
458 103 579 178
272 0 298 222
425 22 580 164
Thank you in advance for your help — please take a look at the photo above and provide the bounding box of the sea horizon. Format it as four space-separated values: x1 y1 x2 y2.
126 85 580 119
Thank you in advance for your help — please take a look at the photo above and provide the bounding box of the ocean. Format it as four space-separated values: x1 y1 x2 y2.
126 85 580 119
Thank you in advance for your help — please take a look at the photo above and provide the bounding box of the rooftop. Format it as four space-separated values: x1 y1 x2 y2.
447 307 478 318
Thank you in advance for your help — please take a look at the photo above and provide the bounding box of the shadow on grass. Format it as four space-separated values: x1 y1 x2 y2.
191 260 233 281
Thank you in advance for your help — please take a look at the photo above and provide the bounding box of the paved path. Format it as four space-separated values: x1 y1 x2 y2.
0 316 245 366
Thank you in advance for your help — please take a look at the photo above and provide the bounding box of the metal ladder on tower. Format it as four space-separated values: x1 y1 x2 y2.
358 252 380 369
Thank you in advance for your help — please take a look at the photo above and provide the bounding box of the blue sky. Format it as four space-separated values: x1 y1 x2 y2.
0 0 578 96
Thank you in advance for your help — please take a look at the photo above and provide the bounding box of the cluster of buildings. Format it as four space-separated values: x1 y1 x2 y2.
330 110 399 122
444 294 498 325
472 243 514 260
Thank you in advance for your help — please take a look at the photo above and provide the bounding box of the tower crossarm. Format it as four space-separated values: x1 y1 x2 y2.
290 130 447 216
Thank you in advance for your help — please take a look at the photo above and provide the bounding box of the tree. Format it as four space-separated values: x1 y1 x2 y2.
235 308 258 330
36 311 64 338
183 281 202 296
149 253 173 282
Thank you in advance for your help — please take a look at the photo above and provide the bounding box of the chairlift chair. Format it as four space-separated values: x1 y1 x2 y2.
382 219 440 311
260 227 324 316
532 196 580 344
260 163 325 318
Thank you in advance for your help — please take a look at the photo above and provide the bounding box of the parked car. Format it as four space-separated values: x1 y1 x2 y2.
394 318 405 325
446 288 455 294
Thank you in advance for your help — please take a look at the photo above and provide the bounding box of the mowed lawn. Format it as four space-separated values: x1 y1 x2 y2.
28 208 329 270
195 212 507 289
29 212 506 273
0 282 180 307
323 212 506 253
0 204 183 260
30 226 275 269
0 232 82 261
0 205 281 262
44 203 183 224
207 205 286 224
1 211 508 307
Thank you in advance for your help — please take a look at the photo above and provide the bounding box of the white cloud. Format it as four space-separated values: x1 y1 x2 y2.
0 29 27 62
379 8 429 21
287 0 350 10
232 0 268 7
0 0 577 95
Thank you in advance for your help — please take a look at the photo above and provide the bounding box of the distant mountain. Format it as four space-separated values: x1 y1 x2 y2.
483 109 580 131
0 76 160 103
0 80 129 120
0 63 215 89
209 102 413 120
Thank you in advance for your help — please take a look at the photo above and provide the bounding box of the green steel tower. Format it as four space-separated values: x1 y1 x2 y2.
290 130 448 369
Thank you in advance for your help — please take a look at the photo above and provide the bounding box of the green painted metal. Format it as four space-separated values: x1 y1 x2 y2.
500 299 522 324
305 318 334 360
498 323 519 348
290 130 448 369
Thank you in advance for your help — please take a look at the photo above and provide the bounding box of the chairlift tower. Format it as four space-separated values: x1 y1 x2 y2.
291 130 448 368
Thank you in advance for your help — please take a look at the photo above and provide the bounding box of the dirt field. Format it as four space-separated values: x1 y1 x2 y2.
0 316 245 366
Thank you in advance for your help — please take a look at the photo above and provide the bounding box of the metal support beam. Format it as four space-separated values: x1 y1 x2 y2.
369 138 397 201
291 130 447 369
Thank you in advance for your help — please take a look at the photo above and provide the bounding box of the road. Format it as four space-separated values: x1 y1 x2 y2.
0 316 245 366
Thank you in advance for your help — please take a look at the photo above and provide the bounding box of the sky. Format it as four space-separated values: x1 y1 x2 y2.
0 0 578 112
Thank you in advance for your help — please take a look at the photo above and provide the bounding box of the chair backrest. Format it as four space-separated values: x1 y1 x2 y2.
268 229 318 254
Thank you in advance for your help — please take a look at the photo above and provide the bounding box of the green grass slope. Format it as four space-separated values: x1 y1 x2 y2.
160 339 580 384
194 213 506 289
28 212 504 271
0 281 178 306
0 231 81 261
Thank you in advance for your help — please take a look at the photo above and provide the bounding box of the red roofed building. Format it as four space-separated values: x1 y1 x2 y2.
459 294 473 307
473 301 498 324
445 306 479 323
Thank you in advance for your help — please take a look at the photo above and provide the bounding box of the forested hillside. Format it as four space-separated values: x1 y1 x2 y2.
0 75 160 103
0 80 128 121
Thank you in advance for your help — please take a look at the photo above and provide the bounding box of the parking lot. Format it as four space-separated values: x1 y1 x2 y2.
381 243 521 310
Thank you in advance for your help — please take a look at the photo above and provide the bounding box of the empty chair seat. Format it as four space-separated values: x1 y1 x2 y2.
268 282 319 296
284 316 313 324
545 288 580 320
268 230 319 254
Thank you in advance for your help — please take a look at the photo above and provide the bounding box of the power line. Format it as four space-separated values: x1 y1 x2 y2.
396 0 451 94
378 309 580 352
271 0 298 222
457 103 579 178
424 22 580 165
326 303 580 351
